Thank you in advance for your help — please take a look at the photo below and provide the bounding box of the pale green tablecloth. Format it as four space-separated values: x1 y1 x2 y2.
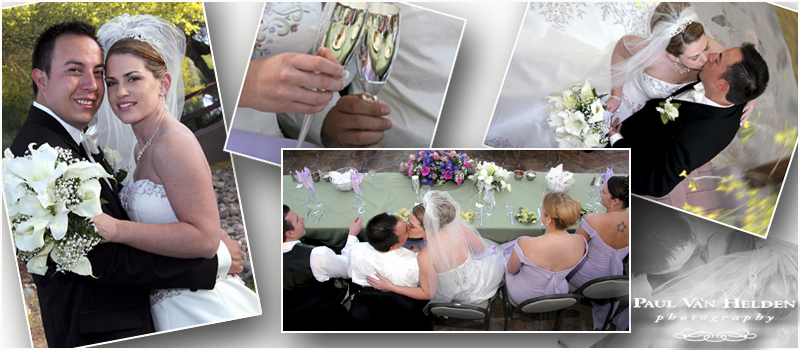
283 172 615 249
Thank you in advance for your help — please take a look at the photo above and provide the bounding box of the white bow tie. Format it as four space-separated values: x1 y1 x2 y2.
83 125 101 155
690 82 706 103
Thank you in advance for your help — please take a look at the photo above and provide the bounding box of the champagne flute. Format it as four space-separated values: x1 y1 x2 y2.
356 3 401 103
411 175 420 204
296 2 369 148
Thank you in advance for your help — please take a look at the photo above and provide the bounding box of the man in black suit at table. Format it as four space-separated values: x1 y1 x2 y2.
609 43 768 197
9 21 241 347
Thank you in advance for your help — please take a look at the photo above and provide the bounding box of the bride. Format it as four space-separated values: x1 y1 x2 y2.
606 2 756 123
485 2 756 148
367 191 505 311
91 14 260 331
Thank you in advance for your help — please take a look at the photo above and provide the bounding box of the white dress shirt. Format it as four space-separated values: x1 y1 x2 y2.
347 242 419 288
282 235 359 282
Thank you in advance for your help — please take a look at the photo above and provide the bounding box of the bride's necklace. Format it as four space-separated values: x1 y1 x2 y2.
673 60 691 74
136 116 165 162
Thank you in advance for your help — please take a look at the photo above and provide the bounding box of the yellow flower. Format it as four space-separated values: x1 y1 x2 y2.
636 2 642 7
679 170 688 178
681 203 705 216
687 181 697 192
742 120 751 129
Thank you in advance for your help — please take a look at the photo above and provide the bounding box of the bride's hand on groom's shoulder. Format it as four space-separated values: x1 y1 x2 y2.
741 98 758 124
238 47 346 115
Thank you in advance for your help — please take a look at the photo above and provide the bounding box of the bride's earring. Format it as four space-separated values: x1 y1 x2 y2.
160 92 167 110
673 60 690 74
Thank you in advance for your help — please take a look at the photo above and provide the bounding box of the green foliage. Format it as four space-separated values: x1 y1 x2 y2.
2 2 214 150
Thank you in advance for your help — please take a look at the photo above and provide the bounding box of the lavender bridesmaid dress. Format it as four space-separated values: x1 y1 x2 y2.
501 236 588 304
569 218 629 330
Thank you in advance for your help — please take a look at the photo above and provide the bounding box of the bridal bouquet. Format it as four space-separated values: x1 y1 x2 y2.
3 143 112 276
546 78 611 148
468 161 512 192
400 150 473 186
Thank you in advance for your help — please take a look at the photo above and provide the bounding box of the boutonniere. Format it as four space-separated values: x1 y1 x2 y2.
100 146 129 186
656 97 681 125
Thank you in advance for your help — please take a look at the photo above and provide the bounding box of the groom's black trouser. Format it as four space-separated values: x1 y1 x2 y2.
349 287 431 331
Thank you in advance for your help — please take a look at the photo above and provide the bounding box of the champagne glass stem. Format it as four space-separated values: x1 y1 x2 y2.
296 114 314 148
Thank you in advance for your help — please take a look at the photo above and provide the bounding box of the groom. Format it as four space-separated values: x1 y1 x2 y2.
10 21 239 347
608 43 768 197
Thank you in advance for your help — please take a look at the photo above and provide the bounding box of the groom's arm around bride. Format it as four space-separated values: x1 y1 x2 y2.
609 44 768 197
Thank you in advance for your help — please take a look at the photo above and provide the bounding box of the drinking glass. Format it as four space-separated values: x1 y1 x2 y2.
484 187 496 218
356 3 401 103
474 175 485 208
305 194 324 216
411 175 420 203
296 2 369 147
368 169 376 179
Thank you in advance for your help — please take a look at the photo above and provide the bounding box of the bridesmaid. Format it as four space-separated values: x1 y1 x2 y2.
502 192 587 304
569 176 630 330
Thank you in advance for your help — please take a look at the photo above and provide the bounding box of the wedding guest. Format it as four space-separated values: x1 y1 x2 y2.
569 176 630 330
347 213 429 330
502 192 588 304
402 204 427 252
282 205 361 330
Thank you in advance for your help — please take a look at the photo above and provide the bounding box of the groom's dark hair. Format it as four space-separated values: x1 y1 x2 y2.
723 42 769 105
366 213 400 252
283 204 293 242
31 21 101 96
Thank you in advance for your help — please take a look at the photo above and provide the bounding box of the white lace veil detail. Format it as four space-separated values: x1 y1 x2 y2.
421 191 488 307
95 14 186 184
610 3 703 89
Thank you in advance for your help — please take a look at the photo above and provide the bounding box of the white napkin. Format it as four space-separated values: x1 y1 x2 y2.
546 164 575 186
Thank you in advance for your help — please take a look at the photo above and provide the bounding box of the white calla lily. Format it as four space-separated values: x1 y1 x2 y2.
564 111 589 136
6 143 67 208
26 241 54 275
63 161 112 181
72 179 104 217
584 132 602 147
48 202 70 240
579 79 594 100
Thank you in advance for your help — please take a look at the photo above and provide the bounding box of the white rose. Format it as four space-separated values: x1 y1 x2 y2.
664 102 679 120
583 132 602 148
557 134 582 148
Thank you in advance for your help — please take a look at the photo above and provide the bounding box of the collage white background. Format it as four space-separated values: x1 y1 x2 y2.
1 2 798 348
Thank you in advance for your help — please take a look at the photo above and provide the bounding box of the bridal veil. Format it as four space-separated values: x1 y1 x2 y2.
95 14 187 182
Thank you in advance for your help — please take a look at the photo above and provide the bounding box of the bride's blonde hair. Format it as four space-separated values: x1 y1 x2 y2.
107 38 167 78
651 2 705 57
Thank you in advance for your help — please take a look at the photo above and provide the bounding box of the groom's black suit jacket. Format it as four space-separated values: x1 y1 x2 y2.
10 106 220 347
612 83 744 197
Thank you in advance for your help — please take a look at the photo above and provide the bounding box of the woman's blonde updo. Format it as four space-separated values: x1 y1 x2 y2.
107 38 168 78
542 192 581 230
412 204 426 230
650 2 705 57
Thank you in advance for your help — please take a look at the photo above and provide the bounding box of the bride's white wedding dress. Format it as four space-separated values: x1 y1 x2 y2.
484 2 665 148
434 236 505 305
121 179 261 331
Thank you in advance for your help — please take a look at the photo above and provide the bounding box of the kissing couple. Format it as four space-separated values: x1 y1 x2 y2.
8 14 259 347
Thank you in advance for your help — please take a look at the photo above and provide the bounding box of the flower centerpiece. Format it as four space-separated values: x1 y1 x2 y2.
3 143 112 276
468 161 512 192
399 150 472 187
546 78 611 148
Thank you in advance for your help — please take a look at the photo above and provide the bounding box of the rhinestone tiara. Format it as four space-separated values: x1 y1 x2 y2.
670 19 694 37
